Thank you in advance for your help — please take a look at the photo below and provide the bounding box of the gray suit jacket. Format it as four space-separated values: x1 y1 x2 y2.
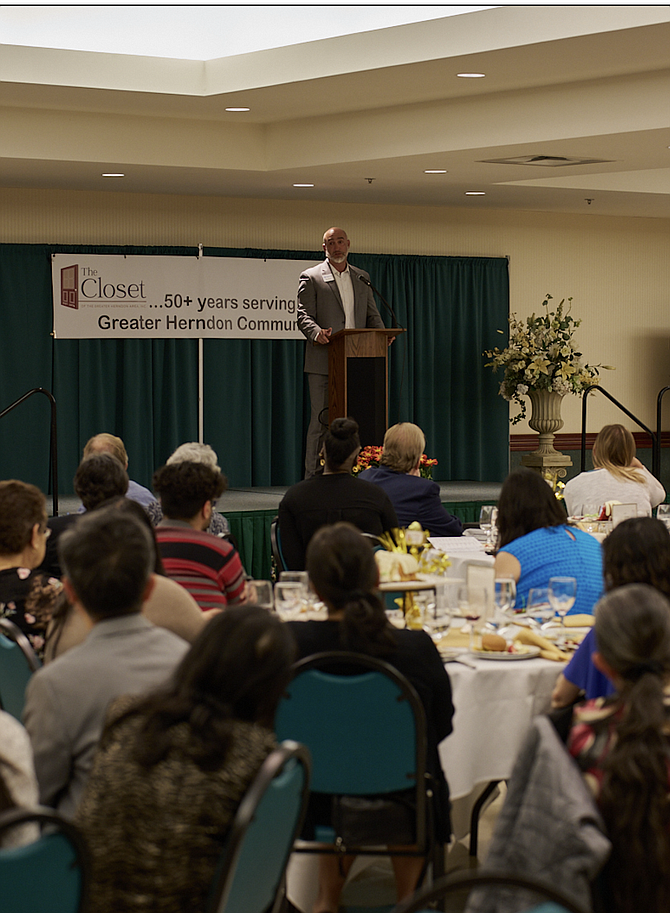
297 260 385 375
23 613 188 819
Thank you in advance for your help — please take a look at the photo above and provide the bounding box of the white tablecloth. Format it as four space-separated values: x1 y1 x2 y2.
429 536 495 582
440 655 562 801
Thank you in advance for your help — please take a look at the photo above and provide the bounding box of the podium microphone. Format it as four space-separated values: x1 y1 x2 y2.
358 275 404 330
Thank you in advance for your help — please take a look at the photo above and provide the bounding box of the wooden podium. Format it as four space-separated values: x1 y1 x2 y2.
328 328 404 447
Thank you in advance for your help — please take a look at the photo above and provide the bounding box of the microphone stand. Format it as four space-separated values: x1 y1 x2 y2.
358 274 404 330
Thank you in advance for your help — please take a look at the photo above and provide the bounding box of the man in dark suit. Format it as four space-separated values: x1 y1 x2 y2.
297 227 386 478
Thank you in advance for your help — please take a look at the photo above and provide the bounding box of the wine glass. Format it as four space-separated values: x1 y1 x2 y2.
459 585 488 652
246 579 273 610
526 587 553 626
421 591 451 645
494 577 516 624
479 506 495 534
273 581 305 620
548 576 577 645
657 504 670 532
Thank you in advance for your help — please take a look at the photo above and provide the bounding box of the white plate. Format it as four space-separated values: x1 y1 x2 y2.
470 646 541 661
541 625 590 642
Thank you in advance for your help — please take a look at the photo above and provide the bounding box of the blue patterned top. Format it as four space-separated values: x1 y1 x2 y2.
499 525 604 615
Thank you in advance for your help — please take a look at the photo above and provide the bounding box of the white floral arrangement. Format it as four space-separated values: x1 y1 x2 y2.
484 294 612 425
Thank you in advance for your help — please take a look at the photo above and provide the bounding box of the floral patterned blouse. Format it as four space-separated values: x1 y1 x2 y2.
568 692 670 799
0 567 61 659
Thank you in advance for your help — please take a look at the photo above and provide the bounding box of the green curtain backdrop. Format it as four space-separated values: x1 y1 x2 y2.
0 243 508 495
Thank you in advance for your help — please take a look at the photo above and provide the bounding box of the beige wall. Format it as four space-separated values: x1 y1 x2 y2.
2 186 669 435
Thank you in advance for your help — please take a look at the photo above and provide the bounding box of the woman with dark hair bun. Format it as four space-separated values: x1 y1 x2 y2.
278 417 398 570
76 606 296 913
287 522 454 912
495 467 604 615
567 584 670 913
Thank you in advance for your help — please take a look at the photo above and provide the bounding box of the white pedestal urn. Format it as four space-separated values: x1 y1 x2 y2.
521 389 572 474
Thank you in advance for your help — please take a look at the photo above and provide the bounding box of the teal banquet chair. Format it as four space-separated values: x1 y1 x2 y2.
275 652 442 878
0 618 41 720
0 806 90 913
388 869 588 913
207 740 311 913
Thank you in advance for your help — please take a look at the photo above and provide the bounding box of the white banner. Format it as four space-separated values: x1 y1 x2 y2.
52 254 319 339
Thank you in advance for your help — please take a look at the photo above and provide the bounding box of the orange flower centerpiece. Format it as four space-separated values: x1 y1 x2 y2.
353 445 438 479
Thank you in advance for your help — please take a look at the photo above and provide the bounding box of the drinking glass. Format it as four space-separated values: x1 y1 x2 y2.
479 506 495 533
494 577 516 623
548 576 577 644
526 586 553 625
279 570 309 591
657 504 670 531
246 579 273 610
459 585 488 652
273 581 305 620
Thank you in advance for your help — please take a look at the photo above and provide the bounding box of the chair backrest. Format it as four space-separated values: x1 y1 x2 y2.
270 515 287 574
207 740 311 913
389 869 588 913
0 618 41 720
276 651 426 796
0 806 90 913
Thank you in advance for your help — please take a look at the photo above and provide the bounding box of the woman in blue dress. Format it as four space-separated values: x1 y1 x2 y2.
494 467 604 615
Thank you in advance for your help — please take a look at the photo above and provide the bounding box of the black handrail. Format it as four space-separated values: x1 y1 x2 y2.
656 387 670 480
580 384 657 474
0 388 58 516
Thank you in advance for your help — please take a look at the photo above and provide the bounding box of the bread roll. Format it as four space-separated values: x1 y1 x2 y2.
481 633 507 652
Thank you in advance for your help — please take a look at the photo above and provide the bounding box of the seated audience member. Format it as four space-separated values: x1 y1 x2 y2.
494 467 603 615
359 422 462 537
40 452 129 578
0 711 39 848
287 522 454 909
76 607 294 913
153 461 246 610
279 418 398 570
552 517 670 709
44 498 209 661
82 433 161 524
0 479 60 657
23 506 188 818
567 584 670 913
564 423 665 518
166 442 230 537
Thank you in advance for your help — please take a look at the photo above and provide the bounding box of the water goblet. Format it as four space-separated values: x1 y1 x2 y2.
273 581 305 620
494 577 517 624
459 585 487 652
657 504 670 532
479 505 495 534
526 587 553 626
548 576 577 645
246 579 273 611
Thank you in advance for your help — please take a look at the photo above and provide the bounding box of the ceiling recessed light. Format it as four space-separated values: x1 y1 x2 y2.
425 169 447 174
102 173 124 177
293 183 314 188
225 107 250 112
465 191 486 196
457 72 485 78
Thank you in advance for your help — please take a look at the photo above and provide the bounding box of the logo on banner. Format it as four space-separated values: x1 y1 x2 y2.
61 265 78 310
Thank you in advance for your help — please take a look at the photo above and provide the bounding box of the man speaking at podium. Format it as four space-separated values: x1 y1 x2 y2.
297 227 385 479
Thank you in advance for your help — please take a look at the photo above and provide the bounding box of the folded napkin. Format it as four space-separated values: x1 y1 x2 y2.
515 628 570 662
564 614 594 627
437 629 471 649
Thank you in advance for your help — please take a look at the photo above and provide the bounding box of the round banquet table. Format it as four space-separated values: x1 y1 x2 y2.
439 652 564 839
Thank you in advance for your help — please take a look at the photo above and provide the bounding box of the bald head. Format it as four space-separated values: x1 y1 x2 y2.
322 227 350 271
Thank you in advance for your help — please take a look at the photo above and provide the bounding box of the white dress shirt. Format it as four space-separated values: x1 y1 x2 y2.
330 264 355 328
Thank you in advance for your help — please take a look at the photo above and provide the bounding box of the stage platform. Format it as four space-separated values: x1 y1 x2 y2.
55 480 502 581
